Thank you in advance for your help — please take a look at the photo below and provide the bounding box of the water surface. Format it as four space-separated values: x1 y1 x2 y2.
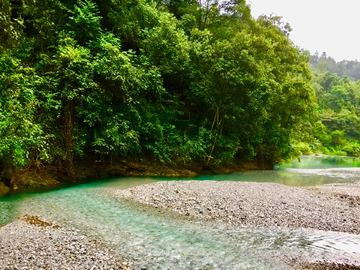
193 155 360 186
1 155 360 269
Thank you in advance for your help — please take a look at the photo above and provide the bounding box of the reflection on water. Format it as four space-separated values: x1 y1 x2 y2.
203 167 360 186
282 155 360 169
1 155 360 269
193 155 360 186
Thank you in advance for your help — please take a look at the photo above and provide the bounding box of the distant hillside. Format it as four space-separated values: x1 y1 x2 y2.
310 52 360 81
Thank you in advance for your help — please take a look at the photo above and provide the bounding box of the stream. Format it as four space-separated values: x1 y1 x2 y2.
1 155 360 269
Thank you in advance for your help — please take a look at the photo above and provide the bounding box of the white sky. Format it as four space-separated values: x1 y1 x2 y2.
247 0 360 62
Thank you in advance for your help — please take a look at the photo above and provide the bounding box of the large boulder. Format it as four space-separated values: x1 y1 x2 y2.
0 181 10 197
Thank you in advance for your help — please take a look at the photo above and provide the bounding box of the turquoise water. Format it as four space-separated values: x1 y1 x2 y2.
1 155 360 269
282 155 360 169
194 155 360 186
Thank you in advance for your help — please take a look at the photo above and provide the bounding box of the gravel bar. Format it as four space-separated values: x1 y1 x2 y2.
1 181 359 270
115 181 360 234
0 216 130 270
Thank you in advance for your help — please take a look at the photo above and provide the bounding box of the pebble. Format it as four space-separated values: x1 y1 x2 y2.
0 218 129 270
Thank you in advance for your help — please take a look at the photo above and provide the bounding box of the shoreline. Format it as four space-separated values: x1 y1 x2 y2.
0 157 271 198
1 180 359 269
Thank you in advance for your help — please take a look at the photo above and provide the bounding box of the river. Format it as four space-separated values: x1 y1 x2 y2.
1 155 360 269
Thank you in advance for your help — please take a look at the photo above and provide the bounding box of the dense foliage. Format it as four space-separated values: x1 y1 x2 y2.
0 0 314 179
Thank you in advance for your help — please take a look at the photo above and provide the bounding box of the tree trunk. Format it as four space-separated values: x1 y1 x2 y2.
206 107 222 166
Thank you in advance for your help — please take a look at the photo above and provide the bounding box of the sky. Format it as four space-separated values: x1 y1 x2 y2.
246 0 360 62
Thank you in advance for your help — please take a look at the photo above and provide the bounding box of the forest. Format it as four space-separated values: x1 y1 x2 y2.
293 53 360 157
0 0 357 188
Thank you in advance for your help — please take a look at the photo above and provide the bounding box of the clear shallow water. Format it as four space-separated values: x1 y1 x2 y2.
3 187 360 269
194 155 360 186
1 155 360 269
3 189 289 269
282 155 360 169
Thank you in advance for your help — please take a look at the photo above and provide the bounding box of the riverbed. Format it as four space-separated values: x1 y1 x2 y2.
1 155 360 269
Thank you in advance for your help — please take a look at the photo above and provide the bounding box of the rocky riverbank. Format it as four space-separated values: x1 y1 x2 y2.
0 181 10 197
0 157 269 197
0 216 130 270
